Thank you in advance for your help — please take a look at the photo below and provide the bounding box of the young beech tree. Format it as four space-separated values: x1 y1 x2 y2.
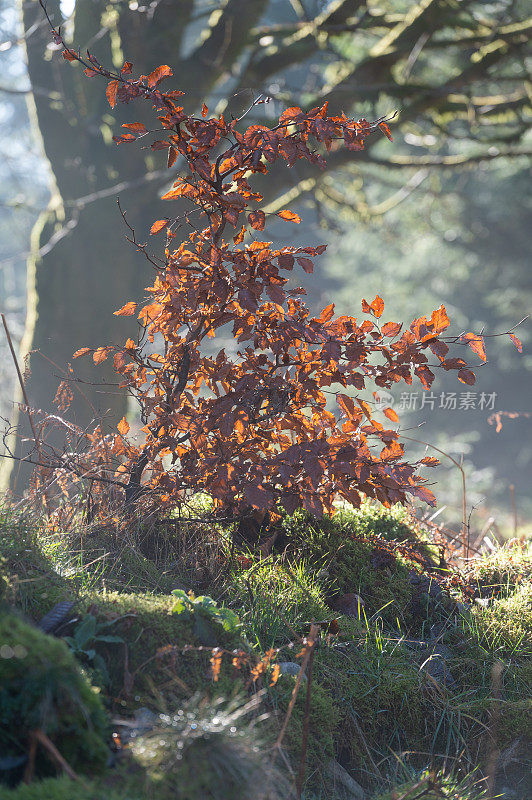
45 16 515 520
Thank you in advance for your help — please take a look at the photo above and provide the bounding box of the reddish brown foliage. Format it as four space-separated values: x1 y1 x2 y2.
46 20 495 519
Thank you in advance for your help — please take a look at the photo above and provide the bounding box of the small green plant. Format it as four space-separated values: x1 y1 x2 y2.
172 589 242 642
64 613 124 685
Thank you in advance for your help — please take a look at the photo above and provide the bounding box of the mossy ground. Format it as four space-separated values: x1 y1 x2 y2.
0 613 108 781
1 502 530 799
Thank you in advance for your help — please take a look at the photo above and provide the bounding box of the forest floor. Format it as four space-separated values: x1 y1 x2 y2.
0 500 530 800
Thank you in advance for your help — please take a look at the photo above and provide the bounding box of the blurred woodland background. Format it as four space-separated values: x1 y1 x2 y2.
0 0 530 529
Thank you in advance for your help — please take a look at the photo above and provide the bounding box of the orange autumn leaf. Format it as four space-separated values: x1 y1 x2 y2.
270 663 281 686
122 122 147 134
114 301 137 316
462 332 487 362
277 209 301 223
362 295 384 318
210 648 223 682
378 121 393 141
117 416 130 436
147 64 172 87
93 347 110 364
150 219 168 235
73 347 91 358
383 407 399 423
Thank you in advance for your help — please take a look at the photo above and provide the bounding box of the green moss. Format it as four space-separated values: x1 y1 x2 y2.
497 698 532 745
464 542 532 598
268 674 339 768
78 592 249 706
0 521 72 617
468 584 532 658
284 514 416 625
0 613 108 780
311 633 426 762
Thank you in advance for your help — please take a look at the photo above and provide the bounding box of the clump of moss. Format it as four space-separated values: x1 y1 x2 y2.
78 591 250 707
0 613 108 781
281 512 415 626
310 630 426 764
464 542 532 599
268 673 339 769
0 519 72 617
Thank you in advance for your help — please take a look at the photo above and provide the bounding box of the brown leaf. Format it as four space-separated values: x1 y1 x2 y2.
147 65 173 87
509 333 522 352
458 368 476 385
122 122 147 134
106 80 119 109
297 257 313 273
167 146 177 169
113 133 136 144
248 210 266 231
462 333 486 362
412 486 437 506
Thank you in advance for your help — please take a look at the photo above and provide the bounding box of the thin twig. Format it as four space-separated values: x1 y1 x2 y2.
273 624 318 757
2 314 43 460
295 642 315 798
31 729 78 780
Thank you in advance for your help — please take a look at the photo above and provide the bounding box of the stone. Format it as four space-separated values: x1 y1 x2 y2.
278 661 306 679
330 593 364 616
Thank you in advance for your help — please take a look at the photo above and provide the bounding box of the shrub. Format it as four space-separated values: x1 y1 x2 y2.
36 18 507 525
